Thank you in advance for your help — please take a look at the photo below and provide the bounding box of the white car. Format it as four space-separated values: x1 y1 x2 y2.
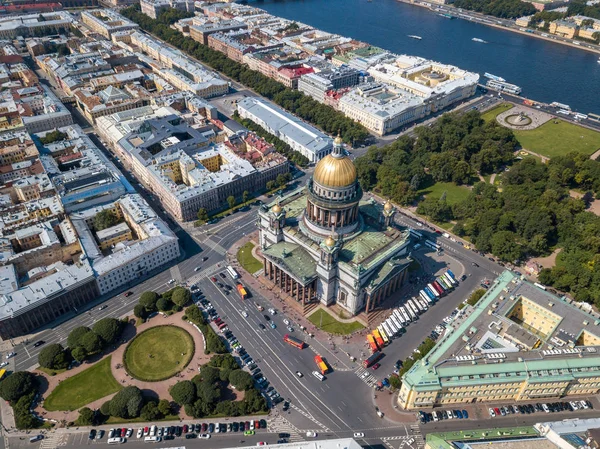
0 362 8 368
5 352 15 359
136 429 143 439
489 408 496 417
296 371 303 378
241 311 248 318
194 267 201 272
199 434 211 439
268 308 276 315
157 428 163 437
168 279 175 284
283 319 290 325
126 429 133 438
306 431 318 438
353 432 365 438
361 371 370 379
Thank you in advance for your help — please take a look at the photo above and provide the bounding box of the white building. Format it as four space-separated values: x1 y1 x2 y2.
237 97 333 163
140 0 194 19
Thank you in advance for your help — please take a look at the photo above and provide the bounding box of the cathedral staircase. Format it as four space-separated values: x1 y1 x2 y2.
302 301 320 317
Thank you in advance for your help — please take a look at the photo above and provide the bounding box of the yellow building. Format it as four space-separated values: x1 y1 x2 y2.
549 20 579 39
96 222 132 251
399 271 600 410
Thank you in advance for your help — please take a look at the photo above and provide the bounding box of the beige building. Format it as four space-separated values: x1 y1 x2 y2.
399 271 600 410
549 19 579 38
96 222 132 251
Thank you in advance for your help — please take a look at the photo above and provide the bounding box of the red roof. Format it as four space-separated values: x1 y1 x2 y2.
278 66 314 79
1 2 60 11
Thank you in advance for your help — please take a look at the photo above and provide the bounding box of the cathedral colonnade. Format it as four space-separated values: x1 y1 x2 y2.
364 268 408 313
264 259 316 303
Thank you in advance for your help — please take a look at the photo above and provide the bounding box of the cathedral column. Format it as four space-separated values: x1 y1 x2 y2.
365 293 372 313
296 283 300 299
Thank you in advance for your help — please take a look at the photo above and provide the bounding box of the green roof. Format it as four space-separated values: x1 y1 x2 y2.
262 242 317 285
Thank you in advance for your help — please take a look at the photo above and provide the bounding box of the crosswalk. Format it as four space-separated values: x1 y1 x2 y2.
202 237 227 255
289 404 330 431
355 366 379 387
186 263 222 287
40 433 67 449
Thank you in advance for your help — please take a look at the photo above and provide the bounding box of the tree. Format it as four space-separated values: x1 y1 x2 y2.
276 173 290 187
185 305 204 325
197 208 208 222
157 399 172 416
139 291 159 312
133 303 148 320
199 365 220 385
467 289 486 306
100 401 111 416
0 371 36 402
242 190 250 204
229 370 253 391
93 317 122 345
67 326 92 349
266 180 276 191
388 374 401 390
80 331 102 354
170 380 196 405
227 195 236 210
209 353 238 370
94 209 119 231
77 407 95 425
140 401 160 421
171 287 191 308
40 129 67 144
108 386 143 419
38 344 68 369
196 381 220 404
71 346 87 363
156 297 172 312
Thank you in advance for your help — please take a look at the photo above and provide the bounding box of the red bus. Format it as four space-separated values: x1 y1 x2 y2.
363 351 383 368
283 334 305 349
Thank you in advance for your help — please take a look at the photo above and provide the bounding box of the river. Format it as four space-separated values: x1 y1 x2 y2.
255 0 600 114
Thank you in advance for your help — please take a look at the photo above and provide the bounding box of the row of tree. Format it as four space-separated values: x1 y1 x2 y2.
121 6 369 145
0 371 39 429
234 114 310 167
133 288 191 320
452 0 536 19
169 354 266 418
354 110 518 206
184 304 227 354
42 317 124 367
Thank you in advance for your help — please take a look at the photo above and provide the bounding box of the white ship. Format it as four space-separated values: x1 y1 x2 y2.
407 35 422 40
486 79 521 95
484 72 506 82
472 37 487 43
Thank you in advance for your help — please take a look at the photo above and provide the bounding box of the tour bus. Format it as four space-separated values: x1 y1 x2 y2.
378 326 389 343
437 276 450 290
404 304 417 321
425 240 441 251
534 282 547 291
382 321 395 338
399 307 411 323
226 265 240 279
409 229 423 240
408 299 421 315
433 280 446 293
574 113 588 120
589 113 600 122
363 351 384 368
418 298 429 310
283 334 306 349
446 269 457 281
386 318 399 335
443 272 457 286
427 283 440 298
423 287 436 301
420 290 432 304
393 309 406 325
390 315 403 332
108 437 125 445
144 436 162 443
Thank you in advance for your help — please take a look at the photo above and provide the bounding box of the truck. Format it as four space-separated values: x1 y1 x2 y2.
237 283 248 300
372 329 385 348
314 355 329 375
367 334 379 353
363 351 384 368
283 334 305 349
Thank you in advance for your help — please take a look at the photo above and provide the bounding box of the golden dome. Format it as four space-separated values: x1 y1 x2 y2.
334 135 343 145
384 200 393 212
272 203 282 214
313 154 357 188
324 235 336 247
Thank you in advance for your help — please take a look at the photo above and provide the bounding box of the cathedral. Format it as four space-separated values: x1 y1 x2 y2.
257 136 412 317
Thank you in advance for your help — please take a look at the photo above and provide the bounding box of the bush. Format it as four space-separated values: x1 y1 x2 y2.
157 399 172 416
133 304 148 319
0 371 37 402
228 370 253 391
92 317 122 345
467 289 486 306
38 344 69 370
185 305 204 325
198 365 220 385
170 380 196 405
140 401 161 421
94 209 119 231
108 386 143 419
209 354 239 371
139 291 159 312
77 407 95 425
156 297 172 312
13 392 40 429
171 287 191 308
67 326 92 349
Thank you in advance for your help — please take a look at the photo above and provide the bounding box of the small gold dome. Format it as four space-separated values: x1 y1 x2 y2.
272 203 282 214
313 154 357 188
384 200 393 212
334 135 343 145
324 235 336 247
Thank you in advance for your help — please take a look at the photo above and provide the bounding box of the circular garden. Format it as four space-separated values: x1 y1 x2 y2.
124 325 195 382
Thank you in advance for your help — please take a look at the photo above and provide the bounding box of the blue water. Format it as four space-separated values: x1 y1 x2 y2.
256 0 600 114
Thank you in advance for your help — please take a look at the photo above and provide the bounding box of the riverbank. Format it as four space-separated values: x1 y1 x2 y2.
398 0 600 56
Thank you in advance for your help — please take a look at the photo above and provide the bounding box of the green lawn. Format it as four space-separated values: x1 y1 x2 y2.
237 242 262 274
417 182 472 206
44 357 122 411
124 325 194 381
513 120 600 158
307 309 364 335
481 103 513 122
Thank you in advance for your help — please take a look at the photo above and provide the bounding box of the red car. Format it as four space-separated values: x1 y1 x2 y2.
144 427 149 436
183 425 188 433
201 423 207 432
121 428 127 437
494 407 501 415
211 276 217 282
124 291 133 297
371 363 381 370
254 420 260 429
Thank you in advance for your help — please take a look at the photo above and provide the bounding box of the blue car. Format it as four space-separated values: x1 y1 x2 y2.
462 410 469 419
455 410 463 419
270 322 276 329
